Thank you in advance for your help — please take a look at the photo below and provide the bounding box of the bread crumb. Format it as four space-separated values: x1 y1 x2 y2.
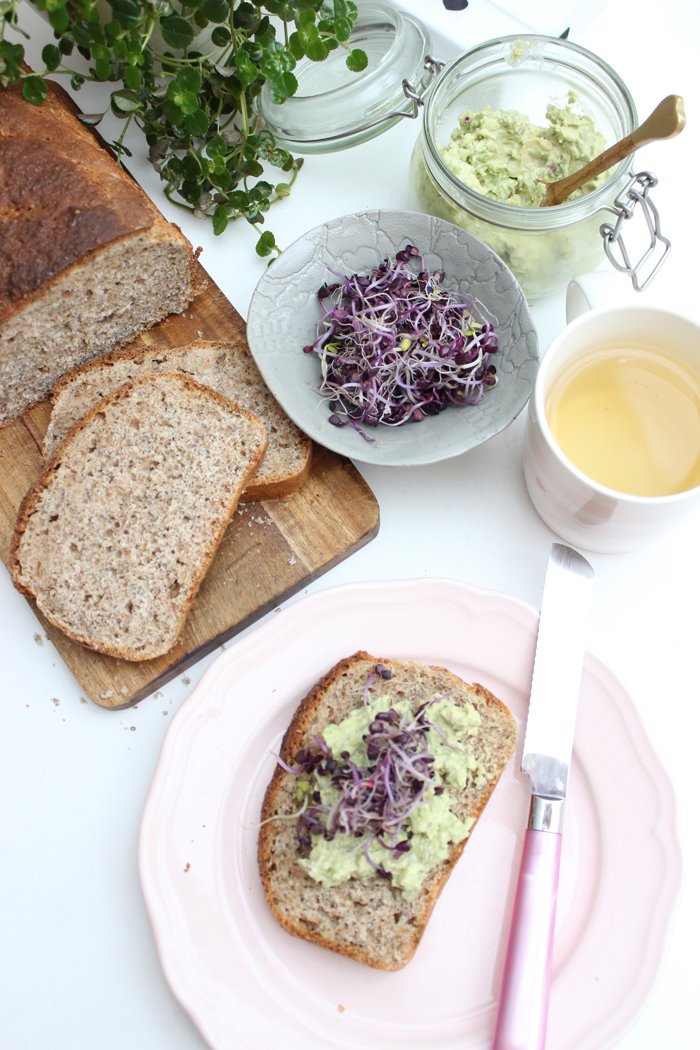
337 1004 346 1014
181 674 191 686
79 696 89 704
51 697 61 707
162 709 169 716
99 689 114 700
287 556 297 566
33 632 44 646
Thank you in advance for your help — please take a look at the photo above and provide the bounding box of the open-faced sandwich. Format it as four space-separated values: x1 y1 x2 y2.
258 651 516 970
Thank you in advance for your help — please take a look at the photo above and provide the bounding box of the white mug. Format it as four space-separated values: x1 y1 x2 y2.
523 293 700 553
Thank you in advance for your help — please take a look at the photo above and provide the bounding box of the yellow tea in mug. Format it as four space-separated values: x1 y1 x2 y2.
545 343 700 496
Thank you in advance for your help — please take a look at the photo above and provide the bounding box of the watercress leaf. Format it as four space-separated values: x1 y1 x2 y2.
234 49 259 88
48 7 70 34
240 158 264 177
22 75 48 105
266 69 298 105
166 79 200 116
295 8 317 30
270 148 295 170
211 26 231 45
93 57 112 81
110 0 141 23
175 66 203 93
184 108 210 137
0 40 24 83
58 36 75 56
234 2 260 32
205 134 228 158
181 178 203 204
256 230 276 257
41 44 61 72
123 64 142 89
255 18 276 47
247 129 274 154
110 88 142 113
333 16 353 42
346 48 368 72
212 206 229 236
199 0 229 23
297 24 328 61
72 24 94 49
159 15 195 50
162 98 183 124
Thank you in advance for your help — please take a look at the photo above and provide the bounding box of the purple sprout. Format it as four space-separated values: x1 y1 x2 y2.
302 244 499 438
279 665 456 873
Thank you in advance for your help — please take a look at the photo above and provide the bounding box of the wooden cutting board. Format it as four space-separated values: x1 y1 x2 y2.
0 271 380 709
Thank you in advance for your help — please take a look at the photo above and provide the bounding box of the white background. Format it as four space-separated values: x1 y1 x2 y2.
1 1 698 1048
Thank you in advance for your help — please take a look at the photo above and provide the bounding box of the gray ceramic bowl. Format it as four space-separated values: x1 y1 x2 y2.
246 210 539 466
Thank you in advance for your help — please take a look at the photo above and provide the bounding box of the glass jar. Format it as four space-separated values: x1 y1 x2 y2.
257 1 435 154
408 36 644 299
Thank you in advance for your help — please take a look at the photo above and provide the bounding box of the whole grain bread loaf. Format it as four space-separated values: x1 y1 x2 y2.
10 372 267 661
0 82 206 425
44 339 312 500
258 651 516 970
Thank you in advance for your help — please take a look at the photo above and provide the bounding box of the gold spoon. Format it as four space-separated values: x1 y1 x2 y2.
540 94 686 207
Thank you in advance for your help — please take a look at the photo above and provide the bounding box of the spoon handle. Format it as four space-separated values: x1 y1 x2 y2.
541 94 685 207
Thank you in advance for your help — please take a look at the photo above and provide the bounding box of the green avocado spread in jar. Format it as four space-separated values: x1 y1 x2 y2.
292 694 487 899
440 96 607 207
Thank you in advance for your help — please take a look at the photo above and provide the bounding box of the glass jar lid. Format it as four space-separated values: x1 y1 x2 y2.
257 2 433 154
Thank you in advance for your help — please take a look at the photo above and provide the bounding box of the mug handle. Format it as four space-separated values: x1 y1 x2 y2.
566 271 639 322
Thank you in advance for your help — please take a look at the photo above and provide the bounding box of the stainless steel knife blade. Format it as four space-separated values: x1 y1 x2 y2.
521 542 595 800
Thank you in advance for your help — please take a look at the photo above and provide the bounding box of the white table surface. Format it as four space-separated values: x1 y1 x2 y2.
2 2 698 1047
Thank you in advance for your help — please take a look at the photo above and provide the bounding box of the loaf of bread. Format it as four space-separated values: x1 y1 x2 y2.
0 82 205 425
44 339 313 500
258 651 516 970
10 372 267 661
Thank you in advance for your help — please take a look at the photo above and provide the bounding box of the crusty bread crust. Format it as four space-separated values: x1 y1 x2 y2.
0 82 206 424
259 651 516 970
0 81 205 325
10 372 267 661
44 339 312 500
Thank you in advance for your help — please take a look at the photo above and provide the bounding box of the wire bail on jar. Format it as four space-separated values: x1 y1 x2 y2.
393 57 445 121
600 172 671 291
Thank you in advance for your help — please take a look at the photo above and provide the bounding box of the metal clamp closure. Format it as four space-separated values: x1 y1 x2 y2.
600 171 671 291
389 55 444 121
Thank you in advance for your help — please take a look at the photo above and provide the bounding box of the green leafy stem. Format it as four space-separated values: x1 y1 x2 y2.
0 1 367 255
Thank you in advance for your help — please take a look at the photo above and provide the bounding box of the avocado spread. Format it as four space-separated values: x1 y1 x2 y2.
296 695 486 899
441 97 607 207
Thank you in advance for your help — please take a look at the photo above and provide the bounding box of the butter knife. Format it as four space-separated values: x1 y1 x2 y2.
492 543 594 1050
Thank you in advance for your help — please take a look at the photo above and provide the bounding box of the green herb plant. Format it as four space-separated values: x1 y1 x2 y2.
0 1 367 255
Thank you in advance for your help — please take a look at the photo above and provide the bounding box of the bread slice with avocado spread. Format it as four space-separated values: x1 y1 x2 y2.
258 651 516 970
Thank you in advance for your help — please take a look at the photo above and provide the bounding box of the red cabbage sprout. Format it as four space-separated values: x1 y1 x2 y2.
303 244 499 438
280 664 458 880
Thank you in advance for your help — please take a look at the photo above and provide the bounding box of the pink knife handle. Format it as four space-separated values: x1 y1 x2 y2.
492 825 563 1050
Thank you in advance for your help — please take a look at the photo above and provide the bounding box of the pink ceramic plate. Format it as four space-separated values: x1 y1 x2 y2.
139 578 680 1050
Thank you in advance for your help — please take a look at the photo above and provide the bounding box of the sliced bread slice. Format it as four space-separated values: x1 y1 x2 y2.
10 372 267 661
258 651 516 970
44 339 312 500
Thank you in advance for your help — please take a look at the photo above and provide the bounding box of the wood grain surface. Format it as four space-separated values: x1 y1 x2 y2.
0 272 380 709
